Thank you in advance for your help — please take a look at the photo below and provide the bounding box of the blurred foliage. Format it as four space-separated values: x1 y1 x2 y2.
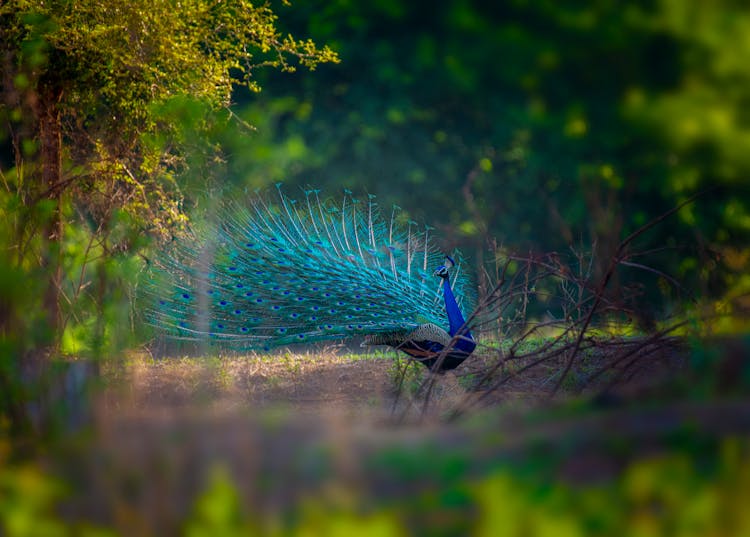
0 441 115 536
184 465 253 537
216 0 750 324
1 436 749 536
682 335 750 399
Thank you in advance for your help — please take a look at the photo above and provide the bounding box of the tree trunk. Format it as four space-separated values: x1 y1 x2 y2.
39 85 64 347
14 86 67 435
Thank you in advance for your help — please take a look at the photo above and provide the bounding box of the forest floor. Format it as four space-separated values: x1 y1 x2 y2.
98 336 689 423
46 337 749 535
103 349 396 419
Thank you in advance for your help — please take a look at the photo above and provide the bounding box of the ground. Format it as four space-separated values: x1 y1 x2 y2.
37 338 748 535
102 349 396 419
101 335 689 419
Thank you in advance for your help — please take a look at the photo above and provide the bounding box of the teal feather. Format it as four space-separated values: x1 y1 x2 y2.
145 187 475 358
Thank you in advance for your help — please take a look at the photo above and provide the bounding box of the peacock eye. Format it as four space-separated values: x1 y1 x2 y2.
150 188 473 371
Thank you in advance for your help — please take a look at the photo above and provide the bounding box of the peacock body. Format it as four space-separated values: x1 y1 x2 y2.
145 187 476 371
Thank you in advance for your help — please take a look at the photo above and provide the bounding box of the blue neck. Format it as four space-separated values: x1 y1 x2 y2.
442 278 472 340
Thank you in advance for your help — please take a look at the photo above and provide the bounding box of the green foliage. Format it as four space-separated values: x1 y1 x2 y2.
184 465 253 537
222 0 750 321
0 192 141 356
0 463 67 537
0 0 339 235
0 443 116 537
2 437 749 536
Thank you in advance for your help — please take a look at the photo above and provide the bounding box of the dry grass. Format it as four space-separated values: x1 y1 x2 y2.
95 333 689 428
99 349 400 421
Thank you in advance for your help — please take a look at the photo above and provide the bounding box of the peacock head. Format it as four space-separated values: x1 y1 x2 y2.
433 255 455 280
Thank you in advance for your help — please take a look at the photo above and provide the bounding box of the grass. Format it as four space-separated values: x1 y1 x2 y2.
118 330 687 422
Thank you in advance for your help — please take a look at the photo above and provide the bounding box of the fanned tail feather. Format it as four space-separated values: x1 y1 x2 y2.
143 187 475 350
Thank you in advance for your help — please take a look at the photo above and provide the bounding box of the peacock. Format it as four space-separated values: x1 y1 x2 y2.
145 186 477 372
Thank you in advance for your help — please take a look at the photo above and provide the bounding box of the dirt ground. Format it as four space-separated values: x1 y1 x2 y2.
101 350 400 419
97 335 690 424
49 339 750 536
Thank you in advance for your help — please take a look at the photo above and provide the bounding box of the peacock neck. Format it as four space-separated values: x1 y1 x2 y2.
442 277 471 338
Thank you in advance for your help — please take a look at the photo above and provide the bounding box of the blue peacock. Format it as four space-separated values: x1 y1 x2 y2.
145 187 477 371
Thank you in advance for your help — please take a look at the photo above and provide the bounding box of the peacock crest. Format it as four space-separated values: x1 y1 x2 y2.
144 186 477 369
